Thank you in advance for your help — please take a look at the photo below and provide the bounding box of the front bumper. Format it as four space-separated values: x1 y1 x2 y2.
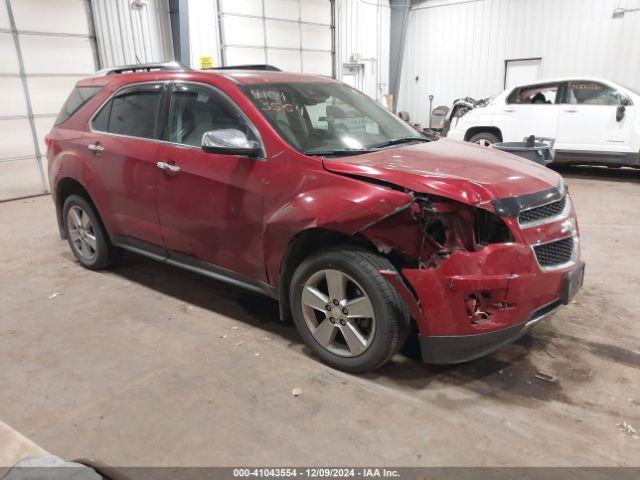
420 298 561 364
384 242 584 364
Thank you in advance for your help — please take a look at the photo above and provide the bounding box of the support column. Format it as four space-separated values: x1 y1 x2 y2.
169 0 190 66
389 0 410 113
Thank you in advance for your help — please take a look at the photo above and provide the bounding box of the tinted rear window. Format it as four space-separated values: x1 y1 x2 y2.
55 86 103 126
91 86 162 140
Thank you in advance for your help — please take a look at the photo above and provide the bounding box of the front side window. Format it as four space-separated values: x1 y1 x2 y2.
163 85 256 147
91 85 162 139
566 81 626 105
507 83 559 104
241 82 425 155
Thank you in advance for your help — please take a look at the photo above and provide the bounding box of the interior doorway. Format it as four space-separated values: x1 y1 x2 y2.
342 63 364 92
504 58 543 89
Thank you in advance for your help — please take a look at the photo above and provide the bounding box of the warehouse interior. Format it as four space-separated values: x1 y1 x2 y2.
1 0 639 475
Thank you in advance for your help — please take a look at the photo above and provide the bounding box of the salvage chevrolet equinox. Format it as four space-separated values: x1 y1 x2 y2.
47 63 585 373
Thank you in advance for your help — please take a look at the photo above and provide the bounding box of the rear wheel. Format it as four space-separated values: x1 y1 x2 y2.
468 131 499 147
63 194 120 270
289 247 409 373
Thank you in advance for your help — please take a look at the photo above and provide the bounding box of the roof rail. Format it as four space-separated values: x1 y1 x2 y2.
95 62 186 76
205 64 282 72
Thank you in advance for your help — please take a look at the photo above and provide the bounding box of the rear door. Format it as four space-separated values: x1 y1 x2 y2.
556 80 635 154
499 82 561 142
85 83 165 249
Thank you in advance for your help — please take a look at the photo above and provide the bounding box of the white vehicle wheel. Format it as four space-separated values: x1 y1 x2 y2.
469 132 500 147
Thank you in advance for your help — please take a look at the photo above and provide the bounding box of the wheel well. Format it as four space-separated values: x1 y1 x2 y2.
54 178 99 238
464 126 503 142
277 228 379 322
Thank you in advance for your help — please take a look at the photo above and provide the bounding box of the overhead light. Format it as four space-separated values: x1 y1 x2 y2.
612 7 640 18
612 7 625 18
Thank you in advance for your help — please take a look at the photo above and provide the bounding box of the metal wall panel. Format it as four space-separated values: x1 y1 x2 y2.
399 0 640 127
91 0 174 67
334 0 390 101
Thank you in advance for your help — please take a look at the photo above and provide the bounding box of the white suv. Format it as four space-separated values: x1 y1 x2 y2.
447 78 640 167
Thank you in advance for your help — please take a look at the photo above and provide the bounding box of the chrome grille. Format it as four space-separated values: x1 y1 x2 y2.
519 196 567 225
533 237 574 267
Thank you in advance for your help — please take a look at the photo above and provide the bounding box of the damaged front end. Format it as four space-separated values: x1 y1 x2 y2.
360 189 581 364
443 96 491 136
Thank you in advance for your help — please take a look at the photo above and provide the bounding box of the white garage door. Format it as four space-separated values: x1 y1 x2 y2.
219 0 333 76
0 0 97 201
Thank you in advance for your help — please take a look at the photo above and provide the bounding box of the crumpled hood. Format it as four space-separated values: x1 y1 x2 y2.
322 138 561 206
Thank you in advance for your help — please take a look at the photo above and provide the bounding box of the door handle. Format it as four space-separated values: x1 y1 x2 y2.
88 142 104 153
564 107 578 112
157 161 180 173
503 107 516 112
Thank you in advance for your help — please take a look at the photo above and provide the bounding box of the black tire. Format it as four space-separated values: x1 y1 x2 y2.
289 247 409 373
62 194 120 270
468 131 500 147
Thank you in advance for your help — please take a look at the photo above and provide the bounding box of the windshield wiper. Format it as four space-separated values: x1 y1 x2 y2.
304 149 372 157
304 137 430 156
372 137 430 148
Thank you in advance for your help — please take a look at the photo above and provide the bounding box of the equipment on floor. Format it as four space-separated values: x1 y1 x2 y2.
491 136 555 165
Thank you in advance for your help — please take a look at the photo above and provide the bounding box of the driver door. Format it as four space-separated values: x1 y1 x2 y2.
155 82 268 281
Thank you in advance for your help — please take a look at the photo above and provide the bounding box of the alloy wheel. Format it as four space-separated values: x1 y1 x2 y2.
475 138 493 147
301 269 376 357
67 205 98 262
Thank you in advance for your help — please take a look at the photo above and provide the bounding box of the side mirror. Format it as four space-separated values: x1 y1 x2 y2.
616 105 626 122
201 129 262 158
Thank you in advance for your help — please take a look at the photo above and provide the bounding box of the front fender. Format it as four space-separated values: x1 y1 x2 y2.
262 181 413 286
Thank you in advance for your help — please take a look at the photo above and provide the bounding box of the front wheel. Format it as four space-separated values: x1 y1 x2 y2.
289 248 409 373
468 131 499 147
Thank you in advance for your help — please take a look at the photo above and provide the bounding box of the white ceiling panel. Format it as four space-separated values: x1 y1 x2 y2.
223 16 264 47
221 0 262 16
265 0 299 21
266 19 300 49
225 47 266 65
11 0 90 35
0 33 20 74
301 0 331 25
301 24 331 51
28 76 84 116
267 48 301 73
19 35 95 74
0 157 45 200
0 77 28 117
302 51 332 76
0 118 37 159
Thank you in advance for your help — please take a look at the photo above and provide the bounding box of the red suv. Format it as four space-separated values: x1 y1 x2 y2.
47 63 584 373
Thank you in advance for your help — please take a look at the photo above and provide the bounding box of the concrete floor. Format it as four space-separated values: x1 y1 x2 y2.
1 166 639 466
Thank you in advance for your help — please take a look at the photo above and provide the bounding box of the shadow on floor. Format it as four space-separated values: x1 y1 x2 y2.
107 251 300 345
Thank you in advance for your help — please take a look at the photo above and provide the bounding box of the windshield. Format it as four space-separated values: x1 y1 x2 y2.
241 82 427 155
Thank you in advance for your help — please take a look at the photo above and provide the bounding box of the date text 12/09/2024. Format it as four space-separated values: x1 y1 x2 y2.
233 469 400 478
